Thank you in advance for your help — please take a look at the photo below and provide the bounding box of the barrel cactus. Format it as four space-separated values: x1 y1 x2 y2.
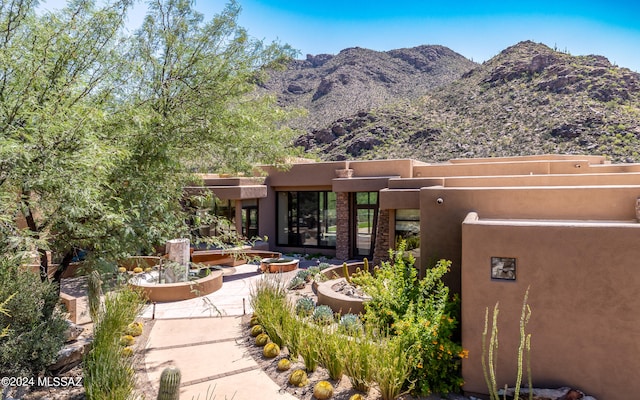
313 305 334 325
255 333 270 347
117 267 127 273
250 324 263 337
133 267 143 273
277 358 291 371
125 321 143 337
295 297 315 317
121 346 134 357
120 335 135 346
263 342 280 358
157 367 181 400
349 395 364 400
288 369 309 387
249 315 260 327
313 381 334 399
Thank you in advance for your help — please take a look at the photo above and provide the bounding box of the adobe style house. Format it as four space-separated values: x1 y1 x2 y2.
188 154 640 399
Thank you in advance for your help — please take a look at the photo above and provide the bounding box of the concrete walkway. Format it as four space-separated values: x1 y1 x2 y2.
139 262 308 400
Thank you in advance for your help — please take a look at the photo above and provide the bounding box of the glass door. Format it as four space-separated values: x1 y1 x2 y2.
352 192 378 258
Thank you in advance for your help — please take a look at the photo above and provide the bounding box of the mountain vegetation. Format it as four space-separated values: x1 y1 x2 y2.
267 41 640 163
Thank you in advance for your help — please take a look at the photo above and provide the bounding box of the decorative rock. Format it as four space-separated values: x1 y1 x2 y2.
48 338 92 374
501 387 596 400
63 320 84 343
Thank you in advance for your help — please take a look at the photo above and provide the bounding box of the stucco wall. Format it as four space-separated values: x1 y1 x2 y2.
460 215 640 398
420 186 640 294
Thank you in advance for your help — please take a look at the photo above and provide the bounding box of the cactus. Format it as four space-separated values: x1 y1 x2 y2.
87 270 103 322
118 267 127 273
348 395 364 400
363 258 370 273
255 333 270 347
120 335 135 346
249 315 260 327
250 324 263 337
263 342 280 358
313 305 334 325
339 314 363 335
157 367 181 400
313 381 334 400
121 346 134 357
133 267 143 273
342 262 351 284
288 369 309 387
295 297 315 317
125 321 143 337
277 358 291 371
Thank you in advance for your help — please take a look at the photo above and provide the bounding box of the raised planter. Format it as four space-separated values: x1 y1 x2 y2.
128 269 223 302
259 258 299 273
118 256 164 271
316 278 367 315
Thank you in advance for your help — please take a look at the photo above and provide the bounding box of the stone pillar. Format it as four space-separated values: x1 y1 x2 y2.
372 209 391 267
166 238 190 282
336 192 350 260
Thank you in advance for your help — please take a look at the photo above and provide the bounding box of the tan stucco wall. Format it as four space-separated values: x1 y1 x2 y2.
348 159 415 178
420 186 640 293
461 215 640 398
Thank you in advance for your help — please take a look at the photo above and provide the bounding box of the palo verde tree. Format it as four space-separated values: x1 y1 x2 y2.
0 0 300 292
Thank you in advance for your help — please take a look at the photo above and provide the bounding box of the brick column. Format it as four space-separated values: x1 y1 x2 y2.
336 192 350 260
372 209 391 267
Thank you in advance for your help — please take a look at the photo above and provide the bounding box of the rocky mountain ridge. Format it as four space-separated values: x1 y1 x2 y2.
265 41 640 163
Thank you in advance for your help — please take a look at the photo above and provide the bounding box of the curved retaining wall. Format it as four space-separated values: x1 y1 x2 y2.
129 269 223 303
315 262 367 315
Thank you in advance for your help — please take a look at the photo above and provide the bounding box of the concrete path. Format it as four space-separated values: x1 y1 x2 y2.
138 262 311 400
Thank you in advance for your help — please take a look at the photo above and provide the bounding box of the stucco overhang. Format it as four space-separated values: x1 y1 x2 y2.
331 176 400 193
184 185 267 200
379 188 420 210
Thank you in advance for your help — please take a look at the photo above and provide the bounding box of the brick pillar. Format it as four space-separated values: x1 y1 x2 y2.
372 209 391 267
336 192 350 260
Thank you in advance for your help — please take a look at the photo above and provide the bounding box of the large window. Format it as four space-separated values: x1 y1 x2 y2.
395 209 420 251
277 191 337 248
353 192 378 257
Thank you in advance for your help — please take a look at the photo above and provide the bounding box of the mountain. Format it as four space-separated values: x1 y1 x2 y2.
259 45 477 131
266 41 640 163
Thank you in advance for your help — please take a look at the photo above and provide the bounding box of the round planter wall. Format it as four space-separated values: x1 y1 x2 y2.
259 258 299 273
129 269 223 302
316 278 366 315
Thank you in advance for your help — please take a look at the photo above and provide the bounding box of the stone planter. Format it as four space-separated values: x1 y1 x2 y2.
316 278 367 315
259 258 299 273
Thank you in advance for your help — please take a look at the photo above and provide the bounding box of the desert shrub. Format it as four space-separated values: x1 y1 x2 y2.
342 329 375 393
295 268 311 281
372 336 414 400
0 257 67 376
298 323 321 372
83 286 145 400
249 277 288 347
352 242 464 395
316 330 347 380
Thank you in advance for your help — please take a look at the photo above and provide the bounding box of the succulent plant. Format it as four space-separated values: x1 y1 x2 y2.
144 267 153 272
318 262 331 271
255 333 270 347
121 346 134 357
249 315 260 327
348 394 364 400
125 321 143 337
277 358 291 371
295 268 312 281
313 381 334 400
157 367 181 400
288 369 309 387
120 335 135 346
306 266 321 277
287 276 305 290
250 324 263 337
295 297 315 317
339 313 363 335
342 262 351 284
133 267 143 273
117 267 127 273
263 342 280 358
313 305 334 325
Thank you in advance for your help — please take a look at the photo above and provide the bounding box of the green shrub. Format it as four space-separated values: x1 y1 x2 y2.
0 257 67 376
313 305 334 325
372 336 414 400
342 330 375 393
351 242 463 395
298 324 321 372
83 286 145 400
317 330 347 380
295 269 311 281
249 277 287 347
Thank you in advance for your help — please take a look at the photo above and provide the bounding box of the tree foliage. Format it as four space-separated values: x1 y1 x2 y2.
0 0 299 284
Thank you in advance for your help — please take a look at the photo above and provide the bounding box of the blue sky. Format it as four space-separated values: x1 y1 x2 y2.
41 0 640 72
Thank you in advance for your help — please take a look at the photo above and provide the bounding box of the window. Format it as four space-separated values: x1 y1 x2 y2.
211 198 236 236
277 191 336 248
353 192 378 257
395 209 420 251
